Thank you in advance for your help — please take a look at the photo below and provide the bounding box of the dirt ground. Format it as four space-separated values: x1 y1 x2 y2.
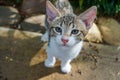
0 27 120 80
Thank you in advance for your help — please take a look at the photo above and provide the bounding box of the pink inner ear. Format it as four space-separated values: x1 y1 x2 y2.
81 7 97 30
46 7 56 21
84 11 96 28
46 1 61 22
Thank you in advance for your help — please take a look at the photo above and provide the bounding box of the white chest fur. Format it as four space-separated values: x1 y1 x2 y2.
45 38 83 73
46 38 83 60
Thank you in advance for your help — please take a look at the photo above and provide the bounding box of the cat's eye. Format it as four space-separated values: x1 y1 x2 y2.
71 29 79 35
54 27 62 34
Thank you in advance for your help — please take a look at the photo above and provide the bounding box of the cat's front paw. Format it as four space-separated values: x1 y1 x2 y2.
41 33 48 42
44 59 55 68
41 35 48 42
61 64 71 73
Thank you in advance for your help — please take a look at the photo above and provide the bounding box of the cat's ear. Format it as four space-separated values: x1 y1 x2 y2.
79 6 97 30
46 1 61 23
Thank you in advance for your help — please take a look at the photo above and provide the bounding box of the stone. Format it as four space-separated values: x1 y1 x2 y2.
0 27 42 38
0 6 20 26
85 23 102 43
97 17 120 46
21 15 45 33
21 0 45 15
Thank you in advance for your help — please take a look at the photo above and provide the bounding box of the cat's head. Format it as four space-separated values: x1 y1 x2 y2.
46 1 97 48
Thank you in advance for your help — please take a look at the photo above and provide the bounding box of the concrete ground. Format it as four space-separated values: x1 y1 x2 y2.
0 27 120 80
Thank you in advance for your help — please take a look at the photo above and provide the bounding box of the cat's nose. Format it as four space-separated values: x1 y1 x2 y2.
61 38 69 45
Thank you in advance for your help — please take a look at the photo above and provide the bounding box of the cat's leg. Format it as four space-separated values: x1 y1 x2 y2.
61 59 72 73
41 15 49 42
41 31 49 42
44 55 56 68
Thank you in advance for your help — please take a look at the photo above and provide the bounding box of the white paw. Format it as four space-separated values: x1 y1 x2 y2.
41 32 48 42
44 59 55 68
61 64 71 73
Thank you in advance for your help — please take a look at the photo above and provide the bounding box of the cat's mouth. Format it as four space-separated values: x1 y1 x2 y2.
60 43 72 48
57 43 70 47
56 42 71 49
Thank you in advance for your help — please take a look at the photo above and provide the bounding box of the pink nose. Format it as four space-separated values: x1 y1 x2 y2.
61 38 69 45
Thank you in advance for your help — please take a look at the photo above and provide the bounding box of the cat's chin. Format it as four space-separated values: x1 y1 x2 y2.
61 46 70 50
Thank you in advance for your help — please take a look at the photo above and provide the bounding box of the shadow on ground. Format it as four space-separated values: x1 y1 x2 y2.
0 29 60 80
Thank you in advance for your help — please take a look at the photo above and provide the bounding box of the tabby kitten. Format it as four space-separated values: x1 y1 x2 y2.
44 0 97 73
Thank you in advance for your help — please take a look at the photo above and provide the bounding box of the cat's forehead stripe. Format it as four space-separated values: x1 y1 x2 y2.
59 15 75 28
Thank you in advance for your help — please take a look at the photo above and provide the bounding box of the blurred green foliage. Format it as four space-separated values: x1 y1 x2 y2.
70 0 120 16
